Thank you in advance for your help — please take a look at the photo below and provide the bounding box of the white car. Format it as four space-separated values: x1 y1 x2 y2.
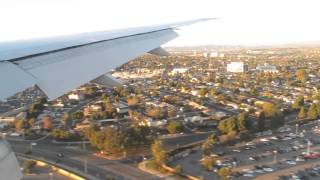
296 157 305 162
243 173 254 177
263 168 274 172
232 149 241 152
255 169 264 173
269 136 279 140
260 138 269 142
10 132 21 137
246 142 255 146
286 160 297 165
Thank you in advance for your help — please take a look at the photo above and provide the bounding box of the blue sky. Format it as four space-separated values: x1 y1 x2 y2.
1 0 320 46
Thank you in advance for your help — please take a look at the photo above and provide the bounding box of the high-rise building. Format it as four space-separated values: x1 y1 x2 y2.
226 62 247 73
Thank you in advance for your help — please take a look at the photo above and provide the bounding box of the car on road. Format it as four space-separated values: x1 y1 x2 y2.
285 160 297 165
57 153 64 158
232 149 241 152
243 173 254 177
263 167 274 172
10 132 21 137
295 156 305 162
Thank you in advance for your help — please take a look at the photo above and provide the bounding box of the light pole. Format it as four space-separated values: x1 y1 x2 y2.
84 157 88 174
82 138 86 151
49 172 53 180
273 150 277 163
307 140 311 155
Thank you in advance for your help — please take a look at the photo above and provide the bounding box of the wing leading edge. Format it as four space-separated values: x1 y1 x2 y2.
0 18 213 100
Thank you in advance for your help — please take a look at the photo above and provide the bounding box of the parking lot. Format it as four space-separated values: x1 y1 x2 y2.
170 121 320 180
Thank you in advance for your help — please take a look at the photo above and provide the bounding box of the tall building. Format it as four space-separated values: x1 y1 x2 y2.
256 63 278 73
227 62 247 73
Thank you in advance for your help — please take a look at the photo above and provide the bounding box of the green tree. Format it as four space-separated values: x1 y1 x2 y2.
308 104 318 120
70 111 84 120
51 129 71 139
102 127 124 154
218 120 228 134
298 107 306 120
316 103 320 117
166 121 183 134
151 140 167 165
237 112 249 131
218 167 231 179
201 134 218 155
201 156 216 171
198 88 208 97
292 96 304 110
262 102 280 119
226 117 237 133
22 160 36 174
174 165 183 174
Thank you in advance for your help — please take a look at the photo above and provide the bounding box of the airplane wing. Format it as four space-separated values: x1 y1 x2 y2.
0 18 212 101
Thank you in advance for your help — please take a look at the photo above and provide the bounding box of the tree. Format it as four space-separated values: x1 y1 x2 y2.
257 112 266 131
198 88 208 97
146 107 162 119
51 129 71 139
201 134 218 155
218 167 231 179
174 165 183 174
127 96 139 106
237 112 248 131
151 140 167 165
225 117 237 133
22 160 36 174
70 111 84 120
218 120 228 134
262 102 280 119
28 118 35 127
14 120 25 131
123 125 152 146
308 104 318 120
166 121 183 134
316 103 320 117
201 156 216 171
292 96 304 110
298 107 306 120
102 127 124 154
296 69 308 83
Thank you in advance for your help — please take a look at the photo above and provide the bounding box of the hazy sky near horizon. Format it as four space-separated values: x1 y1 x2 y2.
1 0 320 46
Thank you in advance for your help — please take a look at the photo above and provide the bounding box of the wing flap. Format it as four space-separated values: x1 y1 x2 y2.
149 47 170 56
93 73 122 87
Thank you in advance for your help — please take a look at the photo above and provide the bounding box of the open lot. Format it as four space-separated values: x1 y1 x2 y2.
170 121 320 180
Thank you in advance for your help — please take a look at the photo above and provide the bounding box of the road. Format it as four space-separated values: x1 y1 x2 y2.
9 139 161 180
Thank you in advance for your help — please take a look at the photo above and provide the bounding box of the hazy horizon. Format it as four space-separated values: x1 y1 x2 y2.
1 0 320 46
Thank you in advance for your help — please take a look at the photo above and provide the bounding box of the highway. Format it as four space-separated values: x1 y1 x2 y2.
6 128 213 180
8 138 161 180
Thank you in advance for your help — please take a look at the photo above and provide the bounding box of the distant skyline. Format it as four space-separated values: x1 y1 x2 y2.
1 0 320 46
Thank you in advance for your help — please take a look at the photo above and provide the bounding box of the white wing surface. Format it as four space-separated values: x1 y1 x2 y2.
0 18 212 100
